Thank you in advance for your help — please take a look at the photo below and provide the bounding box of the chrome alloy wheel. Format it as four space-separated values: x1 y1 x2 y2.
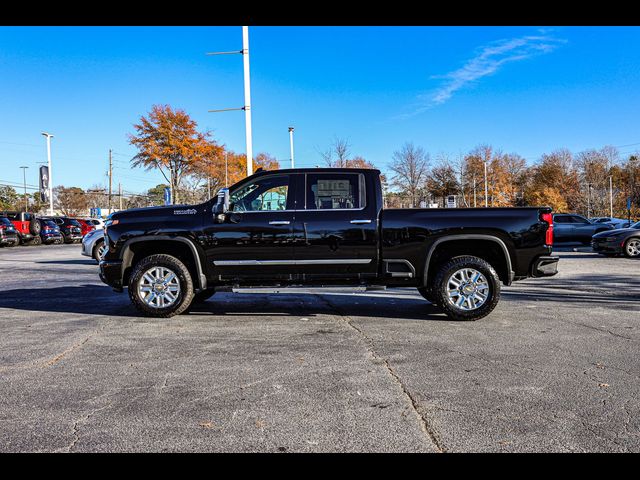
98 243 108 259
137 266 181 309
626 239 640 257
446 268 490 311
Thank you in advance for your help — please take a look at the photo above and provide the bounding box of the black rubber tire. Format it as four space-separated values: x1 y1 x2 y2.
29 219 41 236
63 233 73 244
417 286 437 305
432 255 501 321
31 235 42 246
92 240 104 263
192 289 216 304
128 254 194 318
623 237 640 258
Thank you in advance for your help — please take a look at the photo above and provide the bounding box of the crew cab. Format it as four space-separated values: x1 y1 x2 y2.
100 168 558 321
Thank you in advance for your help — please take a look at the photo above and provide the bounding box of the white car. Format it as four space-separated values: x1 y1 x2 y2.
85 218 105 229
81 228 106 263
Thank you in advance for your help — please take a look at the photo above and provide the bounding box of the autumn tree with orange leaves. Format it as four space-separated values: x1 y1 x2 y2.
128 105 223 204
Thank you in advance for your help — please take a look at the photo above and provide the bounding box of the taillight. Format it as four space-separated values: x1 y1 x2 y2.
541 212 553 246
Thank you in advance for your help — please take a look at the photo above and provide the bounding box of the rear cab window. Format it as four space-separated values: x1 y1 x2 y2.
305 173 365 210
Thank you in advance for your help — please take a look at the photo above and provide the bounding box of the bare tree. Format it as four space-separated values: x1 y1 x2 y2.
389 142 430 207
320 137 351 167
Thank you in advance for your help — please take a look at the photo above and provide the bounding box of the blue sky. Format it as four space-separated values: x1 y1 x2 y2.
1 26 640 195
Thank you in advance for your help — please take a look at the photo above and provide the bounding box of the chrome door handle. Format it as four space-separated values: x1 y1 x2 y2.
350 219 372 224
269 220 290 225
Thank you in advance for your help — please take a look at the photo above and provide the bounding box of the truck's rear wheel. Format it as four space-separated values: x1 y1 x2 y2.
128 254 194 318
432 255 500 321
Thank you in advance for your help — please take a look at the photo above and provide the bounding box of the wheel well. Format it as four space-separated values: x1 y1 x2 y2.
123 240 200 288
426 239 510 286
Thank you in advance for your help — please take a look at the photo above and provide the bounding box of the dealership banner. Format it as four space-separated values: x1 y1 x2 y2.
39 165 49 203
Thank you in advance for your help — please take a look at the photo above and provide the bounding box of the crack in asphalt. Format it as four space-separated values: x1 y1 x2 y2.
44 324 106 368
316 294 446 453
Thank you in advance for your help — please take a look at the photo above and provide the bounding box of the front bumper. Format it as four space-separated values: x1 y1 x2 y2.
531 255 559 277
591 238 623 254
99 259 123 292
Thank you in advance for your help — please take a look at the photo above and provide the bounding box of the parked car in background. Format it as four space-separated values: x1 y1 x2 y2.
553 213 614 244
592 221 640 258
0 211 40 245
0 216 19 247
590 216 632 229
74 218 96 237
85 218 105 230
81 228 106 263
38 218 64 245
41 216 83 244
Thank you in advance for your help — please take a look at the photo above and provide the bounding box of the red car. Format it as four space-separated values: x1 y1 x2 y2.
73 218 96 237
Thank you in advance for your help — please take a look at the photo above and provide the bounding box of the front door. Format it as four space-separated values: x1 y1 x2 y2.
203 173 297 283
292 171 379 281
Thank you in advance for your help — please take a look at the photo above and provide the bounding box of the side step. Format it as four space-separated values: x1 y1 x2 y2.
228 286 387 294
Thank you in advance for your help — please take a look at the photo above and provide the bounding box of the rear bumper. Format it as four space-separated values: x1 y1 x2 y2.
42 233 62 244
99 259 123 292
531 255 559 277
0 234 18 245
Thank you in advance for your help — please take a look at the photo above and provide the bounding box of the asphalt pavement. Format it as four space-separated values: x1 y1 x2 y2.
0 243 638 452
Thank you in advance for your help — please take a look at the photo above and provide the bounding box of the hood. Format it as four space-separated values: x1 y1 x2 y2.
593 227 639 238
111 203 206 221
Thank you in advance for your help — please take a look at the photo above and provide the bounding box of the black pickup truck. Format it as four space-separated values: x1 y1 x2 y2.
100 168 558 321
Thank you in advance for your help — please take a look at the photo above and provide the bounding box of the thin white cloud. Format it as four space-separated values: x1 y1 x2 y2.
398 34 566 118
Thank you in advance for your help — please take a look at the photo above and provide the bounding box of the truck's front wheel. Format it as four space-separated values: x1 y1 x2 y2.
128 254 194 318
432 255 500 321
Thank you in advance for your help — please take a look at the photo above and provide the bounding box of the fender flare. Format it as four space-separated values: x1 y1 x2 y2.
423 234 513 287
120 235 207 290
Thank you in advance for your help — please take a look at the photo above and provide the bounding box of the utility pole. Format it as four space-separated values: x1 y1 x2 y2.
225 151 229 187
484 161 488 208
609 175 613 218
288 127 295 168
207 177 211 201
20 166 28 211
472 177 477 207
108 149 113 214
118 182 122 210
41 132 54 215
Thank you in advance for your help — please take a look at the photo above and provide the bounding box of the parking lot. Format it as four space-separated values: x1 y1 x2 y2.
0 243 638 452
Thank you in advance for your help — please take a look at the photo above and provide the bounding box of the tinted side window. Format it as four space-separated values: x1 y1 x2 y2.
554 215 569 224
230 174 291 212
306 173 364 210
571 215 589 224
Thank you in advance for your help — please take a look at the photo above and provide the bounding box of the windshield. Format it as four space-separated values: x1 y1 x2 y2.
0 217 12 226
68 219 82 227
631 221 640 229
44 220 57 228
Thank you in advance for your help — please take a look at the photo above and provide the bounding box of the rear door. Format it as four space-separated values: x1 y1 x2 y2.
292 172 378 281
553 215 572 241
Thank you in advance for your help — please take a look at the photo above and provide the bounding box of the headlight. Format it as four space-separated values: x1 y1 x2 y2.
604 236 621 242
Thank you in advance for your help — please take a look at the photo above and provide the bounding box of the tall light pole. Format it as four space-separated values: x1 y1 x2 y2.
242 26 253 177
41 132 54 215
484 160 488 208
288 127 295 168
206 26 254 178
20 166 29 211
609 175 613 218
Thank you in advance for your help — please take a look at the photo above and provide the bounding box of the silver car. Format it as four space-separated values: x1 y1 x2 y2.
81 228 107 263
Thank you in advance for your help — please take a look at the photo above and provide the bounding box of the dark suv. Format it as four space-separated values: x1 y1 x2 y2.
0 216 19 247
553 213 614 244
41 216 83 244
38 218 63 245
